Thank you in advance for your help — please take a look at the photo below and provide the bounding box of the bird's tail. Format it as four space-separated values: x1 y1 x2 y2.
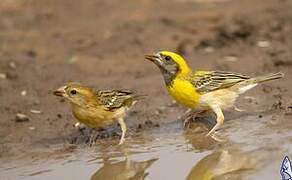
253 72 284 83
123 94 147 107
133 94 147 101
231 72 284 94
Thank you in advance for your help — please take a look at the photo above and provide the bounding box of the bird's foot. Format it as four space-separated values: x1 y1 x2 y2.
88 131 99 146
206 131 226 142
118 137 125 145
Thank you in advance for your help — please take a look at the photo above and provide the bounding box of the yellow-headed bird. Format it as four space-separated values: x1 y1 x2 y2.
145 51 284 137
54 83 140 144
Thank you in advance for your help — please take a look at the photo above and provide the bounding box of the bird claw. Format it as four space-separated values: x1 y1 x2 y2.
118 137 125 145
206 131 226 142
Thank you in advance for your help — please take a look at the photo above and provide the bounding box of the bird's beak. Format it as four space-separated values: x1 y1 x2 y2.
145 54 159 62
145 54 162 66
53 86 66 97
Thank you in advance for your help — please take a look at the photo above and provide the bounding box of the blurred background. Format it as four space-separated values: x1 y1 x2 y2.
0 0 291 179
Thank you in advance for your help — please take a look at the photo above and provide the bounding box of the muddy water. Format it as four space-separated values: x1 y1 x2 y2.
1 114 292 180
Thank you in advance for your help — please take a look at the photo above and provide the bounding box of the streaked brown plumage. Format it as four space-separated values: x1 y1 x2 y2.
53 82 140 144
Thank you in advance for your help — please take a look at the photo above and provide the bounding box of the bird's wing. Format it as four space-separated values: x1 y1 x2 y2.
189 71 250 93
96 90 135 110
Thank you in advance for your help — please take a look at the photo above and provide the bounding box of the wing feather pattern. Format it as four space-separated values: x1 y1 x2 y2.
189 71 250 93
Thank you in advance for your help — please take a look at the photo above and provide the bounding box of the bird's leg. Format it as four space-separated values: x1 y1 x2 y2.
206 105 224 137
89 129 99 146
181 109 192 129
117 118 127 145
89 134 95 146
183 116 192 129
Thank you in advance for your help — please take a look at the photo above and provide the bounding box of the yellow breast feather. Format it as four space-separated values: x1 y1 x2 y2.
167 78 200 108
72 104 115 128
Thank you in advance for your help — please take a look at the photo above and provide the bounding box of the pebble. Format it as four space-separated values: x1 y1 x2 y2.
223 55 238 62
9 62 16 69
67 56 78 64
104 31 112 39
30 109 41 114
257 40 270 48
29 126 35 130
21 90 27 96
285 106 292 116
0 73 6 79
15 113 29 122
168 100 177 107
154 110 160 115
204 47 215 53
74 122 80 127
155 107 166 115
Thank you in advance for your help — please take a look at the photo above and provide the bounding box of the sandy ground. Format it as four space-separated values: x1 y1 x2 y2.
0 0 292 179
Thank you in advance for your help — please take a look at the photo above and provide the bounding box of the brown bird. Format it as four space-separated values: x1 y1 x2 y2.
54 82 140 145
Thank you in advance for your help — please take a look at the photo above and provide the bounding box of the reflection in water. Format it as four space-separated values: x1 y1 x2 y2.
187 149 255 180
183 121 257 180
183 122 220 151
91 157 158 180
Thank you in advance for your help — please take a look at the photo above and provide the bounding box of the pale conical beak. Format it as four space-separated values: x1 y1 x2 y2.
145 54 163 68
144 54 160 62
53 86 66 97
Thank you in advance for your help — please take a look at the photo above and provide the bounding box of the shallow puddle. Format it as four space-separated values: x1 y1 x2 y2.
1 114 291 180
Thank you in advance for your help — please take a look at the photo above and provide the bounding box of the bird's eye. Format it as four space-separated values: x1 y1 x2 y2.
165 56 171 61
70 89 77 95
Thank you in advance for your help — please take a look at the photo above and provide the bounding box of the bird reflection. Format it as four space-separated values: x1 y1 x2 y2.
91 157 158 180
186 149 256 180
183 120 220 151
